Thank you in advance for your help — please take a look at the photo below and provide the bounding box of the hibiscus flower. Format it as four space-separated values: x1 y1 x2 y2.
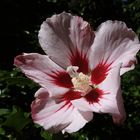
14 12 140 133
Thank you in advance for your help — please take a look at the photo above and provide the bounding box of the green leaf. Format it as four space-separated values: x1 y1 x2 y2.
0 127 5 135
0 109 10 116
40 130 53 140
2 106 30 132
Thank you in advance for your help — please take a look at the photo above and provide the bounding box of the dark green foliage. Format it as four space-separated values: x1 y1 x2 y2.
0 0 140 139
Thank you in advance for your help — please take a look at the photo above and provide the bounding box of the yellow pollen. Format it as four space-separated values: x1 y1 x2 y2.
66 66 97 95
72 72 90 92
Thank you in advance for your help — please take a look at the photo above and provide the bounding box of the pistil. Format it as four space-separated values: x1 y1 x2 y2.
67 66 97 96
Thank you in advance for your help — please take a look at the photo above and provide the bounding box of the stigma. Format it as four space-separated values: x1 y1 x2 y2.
67 66 97 96
72 72 90 92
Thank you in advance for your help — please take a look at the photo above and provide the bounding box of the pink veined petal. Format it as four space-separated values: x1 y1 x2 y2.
47 71 73 88
34 88 49 98
63 90 92 112
91 60 112 84
72 98 93 112
112 88 126 124
14 53 69 96
62 89 82 101
119 53 138 75
94 64 126 124
72 89 105 112
31 88 93 133
72 64 126 124
84 88 104 104
69 48 89 74
38 12 94 70
69 14 95 53
62 110 93 133
31 97 73 133
89 20 140 75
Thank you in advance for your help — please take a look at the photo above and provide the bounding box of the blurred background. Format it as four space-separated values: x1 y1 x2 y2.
0 0 140 139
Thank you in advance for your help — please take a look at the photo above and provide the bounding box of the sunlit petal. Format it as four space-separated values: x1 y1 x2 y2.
39 12 94 73
31 88 93 133
14 53 70 96
89 20 140 75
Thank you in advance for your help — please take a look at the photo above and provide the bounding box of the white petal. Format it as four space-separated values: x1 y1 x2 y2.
95 64 126 123
39 12 94 70
62 110 93 133
72 98 92 112
14 53 69 96
31 88 93 133
89 20 140 75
